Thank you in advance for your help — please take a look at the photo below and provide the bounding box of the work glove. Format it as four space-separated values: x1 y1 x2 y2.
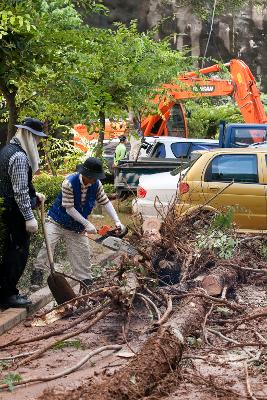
115 221 125 233
36 192 46 205
26 218 38 233
84 221 97 234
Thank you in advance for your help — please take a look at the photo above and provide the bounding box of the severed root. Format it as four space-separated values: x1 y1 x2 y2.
116 271 139 308
21 303 112 366
0 345 122 391
1 301 108 348
153 295 172 326
223 306 267 334
42 296 206 400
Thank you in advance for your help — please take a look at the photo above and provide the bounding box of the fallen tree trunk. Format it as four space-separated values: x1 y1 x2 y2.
201 264 238 296
39 295 206 400
38 264 241 400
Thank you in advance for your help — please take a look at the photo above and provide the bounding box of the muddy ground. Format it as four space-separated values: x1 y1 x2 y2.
0 282 266 400
0 207 267 400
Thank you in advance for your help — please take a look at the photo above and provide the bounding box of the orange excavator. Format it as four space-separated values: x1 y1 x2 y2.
141 58 267 137
73 59 267 149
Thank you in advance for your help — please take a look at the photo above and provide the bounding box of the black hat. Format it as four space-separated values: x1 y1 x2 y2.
76 157 106 180
119 135 127 142
15 117 48 138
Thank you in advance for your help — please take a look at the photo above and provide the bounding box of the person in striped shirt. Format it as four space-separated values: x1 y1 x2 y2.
31 157 124 289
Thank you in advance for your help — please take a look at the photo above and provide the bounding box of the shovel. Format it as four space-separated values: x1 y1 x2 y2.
39 200 76 305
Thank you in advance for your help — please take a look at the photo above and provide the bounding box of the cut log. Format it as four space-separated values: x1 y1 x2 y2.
201 264 238 296
142 218 162 234
39 296 206 400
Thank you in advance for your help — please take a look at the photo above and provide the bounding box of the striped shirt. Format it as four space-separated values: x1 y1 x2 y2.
62 175 109 208
8 138 34 221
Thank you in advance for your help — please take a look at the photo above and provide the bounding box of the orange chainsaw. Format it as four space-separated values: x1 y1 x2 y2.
88 225 138 256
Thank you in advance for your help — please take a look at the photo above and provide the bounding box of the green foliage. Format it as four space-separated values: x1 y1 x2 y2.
258 243 267 260
185 99 243 138
0 373 22 392
197 229 237 259
0 361 9 371
52 339 86 350
196 208 238 259
187 336 202 348
103 183 115 194
42 137 85 174
33 174 64 210
211 207 235 230
216 306 233 317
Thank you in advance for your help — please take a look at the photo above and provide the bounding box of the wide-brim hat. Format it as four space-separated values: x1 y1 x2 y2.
76 157 106 180
15 117 48 138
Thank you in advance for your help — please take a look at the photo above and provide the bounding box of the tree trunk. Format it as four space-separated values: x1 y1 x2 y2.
43 120 57 176
96 109 105 158
38 267 240 400
201 264 238 296
41 295 206 400
0 80 18 143
7 93 18 142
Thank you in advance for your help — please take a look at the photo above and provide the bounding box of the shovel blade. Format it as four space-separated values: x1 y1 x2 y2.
47 272 76 305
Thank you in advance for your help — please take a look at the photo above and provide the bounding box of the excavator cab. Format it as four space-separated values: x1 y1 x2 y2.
142 103 188 138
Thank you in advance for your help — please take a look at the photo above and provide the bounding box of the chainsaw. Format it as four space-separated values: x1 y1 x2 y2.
87 225 139 256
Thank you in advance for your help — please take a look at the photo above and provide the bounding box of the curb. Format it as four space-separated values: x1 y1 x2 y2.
0 250 121 336
0 280 78 337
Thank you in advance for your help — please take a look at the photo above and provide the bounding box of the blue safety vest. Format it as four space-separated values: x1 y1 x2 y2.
48 173 98 233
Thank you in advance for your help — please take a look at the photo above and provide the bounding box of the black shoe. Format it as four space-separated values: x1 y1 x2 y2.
79 279 93 294
30 268 44 288
2 294 32 308
82 279 93 287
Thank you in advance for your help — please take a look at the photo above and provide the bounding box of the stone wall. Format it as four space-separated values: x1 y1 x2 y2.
86 1 267 91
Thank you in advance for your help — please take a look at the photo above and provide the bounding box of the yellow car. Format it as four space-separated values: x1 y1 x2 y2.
176 148 267 232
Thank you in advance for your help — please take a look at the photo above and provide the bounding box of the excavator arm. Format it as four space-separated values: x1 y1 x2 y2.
142 59 267 137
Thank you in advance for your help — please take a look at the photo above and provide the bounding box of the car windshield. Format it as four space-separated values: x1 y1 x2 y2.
233 128 267 146
150 142 166 158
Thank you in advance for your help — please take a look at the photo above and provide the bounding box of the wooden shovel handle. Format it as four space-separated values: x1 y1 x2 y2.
39 200 55 274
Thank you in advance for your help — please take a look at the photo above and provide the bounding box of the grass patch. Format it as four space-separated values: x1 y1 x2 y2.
52 339 86 351
0 373 22 391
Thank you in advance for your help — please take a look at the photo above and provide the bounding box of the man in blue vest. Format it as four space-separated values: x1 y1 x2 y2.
0 118 47 307
31 157 124 288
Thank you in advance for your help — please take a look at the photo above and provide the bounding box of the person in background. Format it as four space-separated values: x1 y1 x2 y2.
114 135 127 167
113 135 127 183
0 118 47 307
31 157 124 289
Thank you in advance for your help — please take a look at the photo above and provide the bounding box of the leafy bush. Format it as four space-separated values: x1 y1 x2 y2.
103 183 115 194
33 174 64 210
185 99 243 138
196 229 238 259
196 208 238 259
41 137 85 174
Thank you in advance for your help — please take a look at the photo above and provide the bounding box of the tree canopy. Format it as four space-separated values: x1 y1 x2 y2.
0 1 191 146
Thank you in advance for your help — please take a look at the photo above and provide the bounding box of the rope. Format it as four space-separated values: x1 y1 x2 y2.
202 0 217 68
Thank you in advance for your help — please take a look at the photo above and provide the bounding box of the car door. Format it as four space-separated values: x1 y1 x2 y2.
200 153 267 230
